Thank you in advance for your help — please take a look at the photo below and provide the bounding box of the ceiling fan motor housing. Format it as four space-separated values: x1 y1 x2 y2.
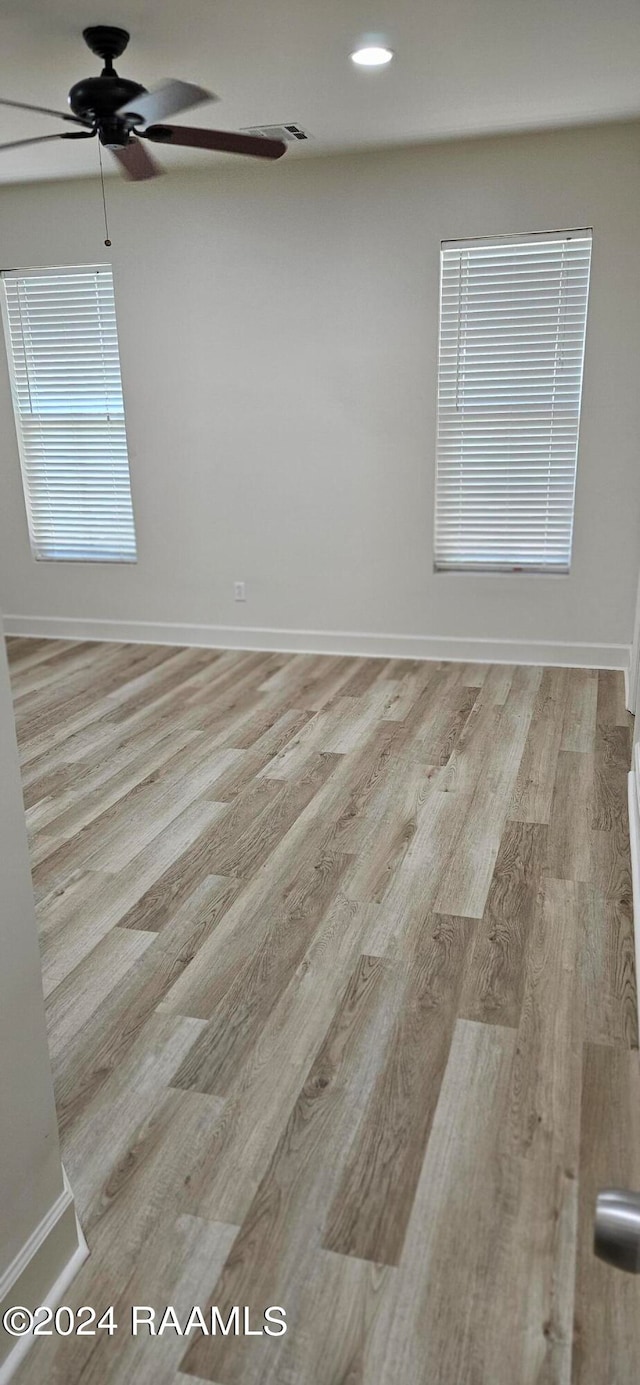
68 27 147 146
68 76 146 120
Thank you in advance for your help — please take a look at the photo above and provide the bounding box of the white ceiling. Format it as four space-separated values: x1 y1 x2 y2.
0 0 639 184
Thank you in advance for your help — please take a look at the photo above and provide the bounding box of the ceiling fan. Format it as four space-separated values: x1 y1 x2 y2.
0 26 287 180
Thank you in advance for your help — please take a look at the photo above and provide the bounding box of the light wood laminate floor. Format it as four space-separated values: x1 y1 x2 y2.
6 637 640 1384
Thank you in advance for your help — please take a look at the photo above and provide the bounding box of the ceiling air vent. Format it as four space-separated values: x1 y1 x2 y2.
240 123 310 143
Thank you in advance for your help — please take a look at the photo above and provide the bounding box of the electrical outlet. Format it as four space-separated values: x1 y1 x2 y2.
234 580 246 602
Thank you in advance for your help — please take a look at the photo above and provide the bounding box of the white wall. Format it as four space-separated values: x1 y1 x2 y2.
0 629 62 1271
0 624 85 1375
0 121 639 663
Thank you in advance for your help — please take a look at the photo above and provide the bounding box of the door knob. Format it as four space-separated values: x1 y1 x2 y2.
594 1189 640 1273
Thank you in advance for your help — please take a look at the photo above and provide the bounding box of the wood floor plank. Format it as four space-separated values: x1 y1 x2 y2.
369 879 583 1385
10 640 107 700
27 723 200 844
330 656 390 700
61 1009 210 1209
546 750 595 883
38 800 224 996
386 662 476 764
18 679 199 797
17 645 236 769
339 756 437 907
181 895 378 1225
509 666 569 823
596 668 633 733
170 849 353 1092
572 1043 640 1385
30 743 237 898
580 886 638 1048
210 708 314 799
561 668 598 753
179 953 392 1384
118 819 247 934
477 661 515 704
12 639 165 731
277 1249 394 1385
458 820 548 1028
16 643 200 751
379 680 433 726
52 877 238 1135
322 914 474 1266
80 1087 225 1254
197 751 341 878
364 1018 518 1385
293 654 369 712
13 1091 228 1385
23 716 201 826
345 686 522 934
591 754 629 832
5 640 637 1385
479 876 582 1385
6 634 69 668
431 668 540 917
45 925 156 1059
14 1215 238 1385
310 683 402 755
157 769 363 1025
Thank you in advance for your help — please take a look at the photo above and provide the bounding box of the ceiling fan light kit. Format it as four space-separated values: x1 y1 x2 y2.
0 25 288 180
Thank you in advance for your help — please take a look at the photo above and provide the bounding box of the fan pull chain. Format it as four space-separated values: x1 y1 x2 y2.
97 142 112 246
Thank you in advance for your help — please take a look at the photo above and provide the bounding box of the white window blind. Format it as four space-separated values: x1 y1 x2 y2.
434 230 592 572
1 263 136 562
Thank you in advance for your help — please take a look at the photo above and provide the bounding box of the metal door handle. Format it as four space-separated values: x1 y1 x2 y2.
594 1189 640 1273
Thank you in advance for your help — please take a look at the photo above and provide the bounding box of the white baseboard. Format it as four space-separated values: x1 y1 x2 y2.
628 759 640 1041
0 1169 88 1383
1 614 630 672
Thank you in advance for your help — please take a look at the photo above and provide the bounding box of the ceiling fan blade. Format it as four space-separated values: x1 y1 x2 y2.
143 125 287 159
0 132 90 152
110 138 163 181
116 80 216 127
0 96 90 126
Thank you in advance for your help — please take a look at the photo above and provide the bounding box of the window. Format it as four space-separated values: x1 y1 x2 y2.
1 263 136 562
434 229 592 572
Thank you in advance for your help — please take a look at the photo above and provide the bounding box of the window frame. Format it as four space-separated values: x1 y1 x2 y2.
0 261 137 565
432 227 593 577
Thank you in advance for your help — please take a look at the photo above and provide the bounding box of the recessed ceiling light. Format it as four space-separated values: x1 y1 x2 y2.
350 45 394 68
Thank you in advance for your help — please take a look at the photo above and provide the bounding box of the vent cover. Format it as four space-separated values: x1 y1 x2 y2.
241 123 309 143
